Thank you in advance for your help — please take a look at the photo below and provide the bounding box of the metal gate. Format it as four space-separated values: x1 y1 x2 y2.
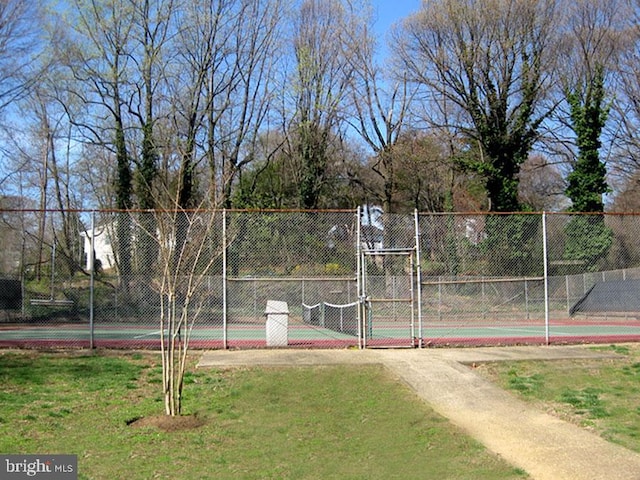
357 210 423 348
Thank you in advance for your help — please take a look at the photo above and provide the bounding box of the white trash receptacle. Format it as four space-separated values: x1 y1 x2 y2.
265 300 289 347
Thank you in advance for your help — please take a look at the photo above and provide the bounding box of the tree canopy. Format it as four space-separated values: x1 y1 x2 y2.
0 0 639 214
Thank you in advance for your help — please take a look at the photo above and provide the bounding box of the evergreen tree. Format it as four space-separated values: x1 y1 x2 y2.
563 66 612 271
565 66 610 212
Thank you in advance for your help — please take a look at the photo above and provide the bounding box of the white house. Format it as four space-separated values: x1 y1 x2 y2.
80 224 116 271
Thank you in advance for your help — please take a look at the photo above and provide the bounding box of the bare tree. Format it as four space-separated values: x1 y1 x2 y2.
58 0 136 202
0 0 43 110
201 0 285 208
394 0 561 212
32 87 84 276
57 0 138 290
126 206 220 416
344 1 415 213
168 1 222 209
609 1 640 194
287 0 357 209
129 0 177 210
518 154 568 210
0 0 46 195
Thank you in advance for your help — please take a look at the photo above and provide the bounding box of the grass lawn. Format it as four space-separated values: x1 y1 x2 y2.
477 343 640 453
0 350 528 480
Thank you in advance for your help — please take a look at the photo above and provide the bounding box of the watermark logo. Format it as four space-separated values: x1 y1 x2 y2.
1 455 77 479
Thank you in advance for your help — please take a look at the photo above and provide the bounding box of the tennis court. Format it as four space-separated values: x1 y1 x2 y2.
2 314 640 349
4 210 640 350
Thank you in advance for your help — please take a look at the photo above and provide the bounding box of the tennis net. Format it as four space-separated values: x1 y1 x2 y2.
302 302 323 326
302 301 359 336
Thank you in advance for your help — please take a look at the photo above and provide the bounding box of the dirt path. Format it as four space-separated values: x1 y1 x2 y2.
198 346 640 480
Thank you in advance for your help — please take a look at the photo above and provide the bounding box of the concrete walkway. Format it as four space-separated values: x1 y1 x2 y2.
198 346 640 480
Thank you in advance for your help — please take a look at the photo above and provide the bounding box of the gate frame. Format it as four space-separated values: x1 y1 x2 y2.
356 209 423 349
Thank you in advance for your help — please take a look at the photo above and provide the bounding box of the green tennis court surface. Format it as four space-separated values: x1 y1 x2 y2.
2 318 640 348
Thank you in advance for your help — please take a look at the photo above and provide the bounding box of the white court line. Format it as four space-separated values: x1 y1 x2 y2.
134 330 164 339
484 326 575 336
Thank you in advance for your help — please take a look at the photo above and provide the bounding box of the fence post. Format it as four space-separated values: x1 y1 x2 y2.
20 210 26 320
524 279 529 320
89 210 95 349
414 209 423 348
543 212 550 345
356 206 364 349
222 209 228 349
438 277 442 323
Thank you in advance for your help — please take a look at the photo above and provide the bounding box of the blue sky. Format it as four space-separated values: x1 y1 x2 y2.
371 0 421 35
370 0 421 56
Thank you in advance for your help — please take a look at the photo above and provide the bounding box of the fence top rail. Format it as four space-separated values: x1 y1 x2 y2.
0 208 359 214
421 276 545 286
417 211 640 216
5 208 640 216
227 276 357 282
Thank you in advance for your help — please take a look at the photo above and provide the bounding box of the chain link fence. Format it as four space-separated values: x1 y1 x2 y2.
1 208 640 349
